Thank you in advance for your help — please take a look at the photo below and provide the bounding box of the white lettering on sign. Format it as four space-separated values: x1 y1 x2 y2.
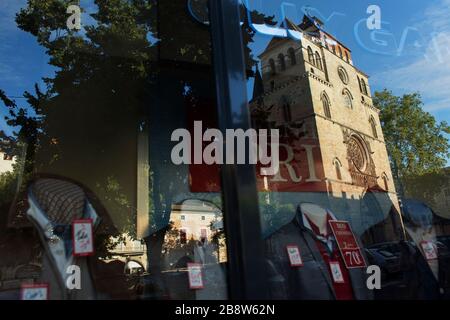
171 121 280 176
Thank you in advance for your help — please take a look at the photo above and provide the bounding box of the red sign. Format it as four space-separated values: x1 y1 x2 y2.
329 221 366 269
186 97 328 193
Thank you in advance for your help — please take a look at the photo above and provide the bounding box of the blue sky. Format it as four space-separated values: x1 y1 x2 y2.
245 0 450 127
0 0 449 140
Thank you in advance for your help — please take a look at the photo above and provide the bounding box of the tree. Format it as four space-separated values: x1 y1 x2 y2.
402 168 449 213
373 89 450 196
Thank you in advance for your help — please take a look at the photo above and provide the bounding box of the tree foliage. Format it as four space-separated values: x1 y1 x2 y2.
374 89 450 181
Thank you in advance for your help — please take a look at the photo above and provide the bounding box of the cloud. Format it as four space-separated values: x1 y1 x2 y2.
370 0 450 113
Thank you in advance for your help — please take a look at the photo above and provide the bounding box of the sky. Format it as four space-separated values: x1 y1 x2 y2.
0 0 449 143
244 0 450 125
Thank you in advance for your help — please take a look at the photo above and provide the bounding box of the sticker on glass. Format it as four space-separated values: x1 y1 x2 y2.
329 261 345 284
21 284 49 300
187 263 204 289
286 245 303 267
421 241 438 261
72 219 94 257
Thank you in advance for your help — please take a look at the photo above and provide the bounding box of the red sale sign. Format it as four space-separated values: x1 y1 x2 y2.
329 221 366 269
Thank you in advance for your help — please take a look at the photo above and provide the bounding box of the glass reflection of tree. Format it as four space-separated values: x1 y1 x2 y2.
0 0 279 298
0 0 158 262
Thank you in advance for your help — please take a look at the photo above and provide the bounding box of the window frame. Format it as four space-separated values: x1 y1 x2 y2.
315 51 322 70
288 47 297 65
209 0 268 300
321 91 332 118
278 53 286 71
369 116 378 138
342 89 353 109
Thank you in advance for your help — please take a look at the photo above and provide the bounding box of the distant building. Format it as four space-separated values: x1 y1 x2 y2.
107 234 147 273
170 200 221 243
0 150 15 174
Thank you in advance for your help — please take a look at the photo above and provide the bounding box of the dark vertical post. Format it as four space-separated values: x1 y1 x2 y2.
209 0 268 299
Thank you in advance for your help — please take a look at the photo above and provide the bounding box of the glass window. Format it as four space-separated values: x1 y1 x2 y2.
321 92 332 119
240 0 449 301
343 90 353 109
338 67 349 84
1 0 449 302
370 117 378 138
288 47 297 65
307 46 314 65
0 0 229 300
269 58 277 75
278 53 286 71
315 52 322 70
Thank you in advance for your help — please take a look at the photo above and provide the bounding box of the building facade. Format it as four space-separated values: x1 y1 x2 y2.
250 16 399 234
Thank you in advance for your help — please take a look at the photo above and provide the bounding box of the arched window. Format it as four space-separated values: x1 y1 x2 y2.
315 52 322 70
369 116 378 138
345 51 350 63
280 96 292 122
307 46 314 65
338 67 349 84
321 92 331 119
342 89 353 109
382 174 389 191
288 47 296 65
269 59 276 75
332 45 336 55
278 53 286 71
333 158 343 180
282 103 292 122
360 78 368 95
338 47 343 59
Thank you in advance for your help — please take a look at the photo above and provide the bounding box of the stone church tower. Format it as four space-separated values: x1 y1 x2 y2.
250 15 399 227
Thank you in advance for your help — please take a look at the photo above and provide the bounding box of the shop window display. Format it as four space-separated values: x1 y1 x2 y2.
0 0 448 301
242 0 449 301
0 0 228 300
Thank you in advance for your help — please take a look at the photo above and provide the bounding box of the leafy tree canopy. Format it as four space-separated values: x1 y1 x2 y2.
374 89 450 180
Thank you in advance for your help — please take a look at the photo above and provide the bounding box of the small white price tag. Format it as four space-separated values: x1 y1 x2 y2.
21 284 49 300
329 261 345 284
421 241 438 261
72 219 94 257
286 245 303 267
187 263 204 289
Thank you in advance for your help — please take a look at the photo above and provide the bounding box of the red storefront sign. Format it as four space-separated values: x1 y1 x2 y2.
329 221 366 269
186 97 327 193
